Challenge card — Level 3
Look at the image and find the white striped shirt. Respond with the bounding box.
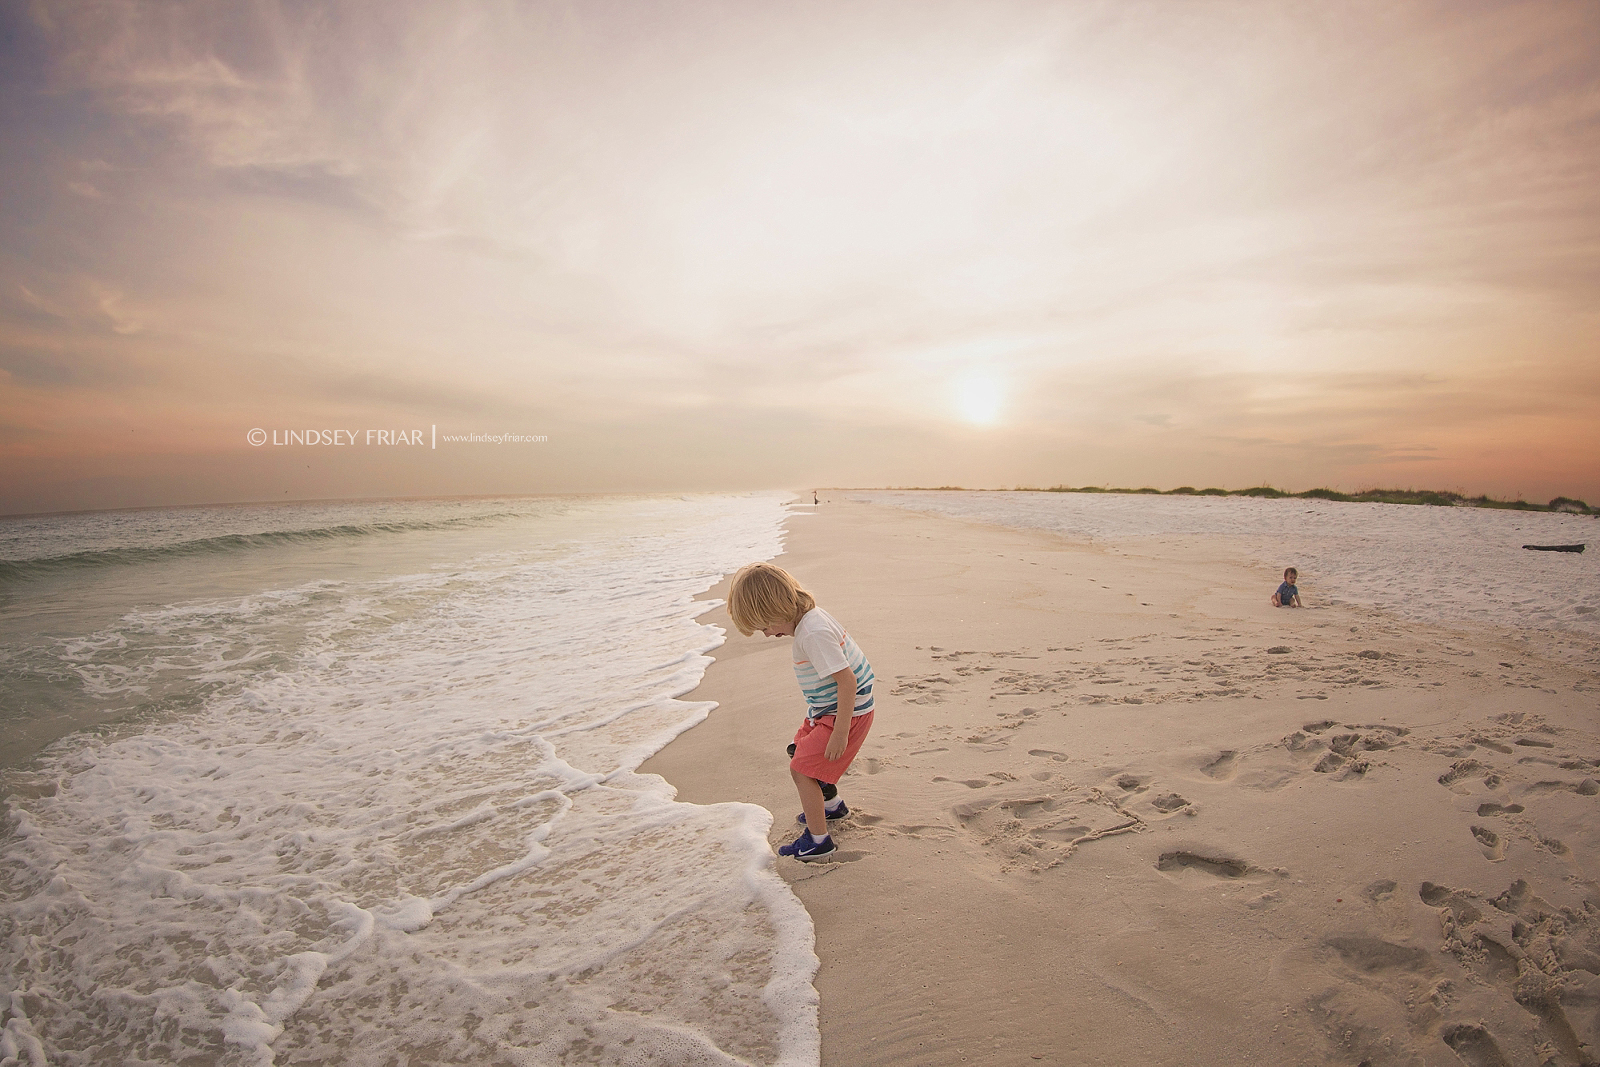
[791,607,875,720]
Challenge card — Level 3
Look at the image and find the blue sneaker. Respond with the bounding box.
[777,830,837,862]
[795,801,850,826]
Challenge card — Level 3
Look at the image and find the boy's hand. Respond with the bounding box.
[824,727,849,762]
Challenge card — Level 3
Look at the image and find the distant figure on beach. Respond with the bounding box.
[813,490,819,505]
[1272,567,1303,608]
[728,562,876,862]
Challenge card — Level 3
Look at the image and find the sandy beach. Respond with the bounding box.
[642,498,1600,1067]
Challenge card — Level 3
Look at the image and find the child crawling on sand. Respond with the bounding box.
[727,563,875,862]
[1272,567,1303,607]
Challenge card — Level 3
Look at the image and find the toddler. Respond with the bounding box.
[727,563,875,862]
[1272,567,1303,607]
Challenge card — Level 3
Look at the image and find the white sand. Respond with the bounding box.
[643,497,1600,1067]
[858,490,1600,662]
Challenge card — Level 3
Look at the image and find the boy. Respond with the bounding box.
[727,562,875,862]
[1272,567,1303,607]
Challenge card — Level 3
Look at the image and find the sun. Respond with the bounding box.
[954,373,1003,426]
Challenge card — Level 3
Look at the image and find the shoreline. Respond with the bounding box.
[643,499,1600,1066]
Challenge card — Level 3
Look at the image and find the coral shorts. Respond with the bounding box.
[789,711,874,785]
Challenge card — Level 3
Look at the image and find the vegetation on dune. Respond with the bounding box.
[875,484,1595,515]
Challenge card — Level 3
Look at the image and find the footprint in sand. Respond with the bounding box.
[1440,1023,1512,1067]
[1475,802,1524,816]
[953,789,1144,871]
[1277,726,1401,784]
[1200,750,1237,779]
[1470,824,1506,861]
[964,732,1006,746]
[1419,881,1484,921]
[1363,879,1397,903]
[933,776,991,789]
[1154,851,1260,880]
[1437,759,1502,789]
[891,675,957,704]
[1312,751,1370,779]
[1417,882,1519,984]
[1322,934,1435,974]
[1523,778,1590,795]
[1428,879,1596,1063]
[1530,828,1570,855]
[1347,875,1600,1066]
[1028,749,1070,762]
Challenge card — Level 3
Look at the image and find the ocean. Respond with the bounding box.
[0,494,818,1067]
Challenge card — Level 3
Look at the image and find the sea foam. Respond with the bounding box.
[1,494,817,1066]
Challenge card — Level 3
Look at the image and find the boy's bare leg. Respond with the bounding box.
[792,768,829,838]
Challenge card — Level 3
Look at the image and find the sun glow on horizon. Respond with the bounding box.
[954,373,1004,427]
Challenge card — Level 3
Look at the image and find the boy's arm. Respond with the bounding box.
[824,667,856,761]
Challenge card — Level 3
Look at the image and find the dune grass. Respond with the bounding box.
[875,485,1595,515]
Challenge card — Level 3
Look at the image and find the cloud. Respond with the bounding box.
[1,0,1596,511]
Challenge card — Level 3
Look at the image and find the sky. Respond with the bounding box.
[2,0,1597,515]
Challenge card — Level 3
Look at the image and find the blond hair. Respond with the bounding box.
[727,563,816,636]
